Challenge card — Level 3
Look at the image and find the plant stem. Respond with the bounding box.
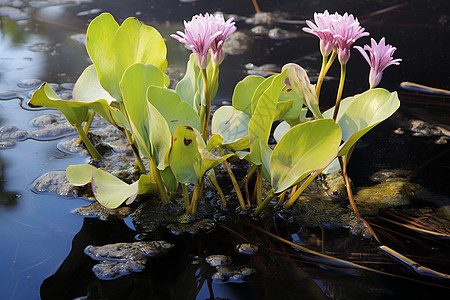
[277,190,286,206]
[200,68,211,142]
[285,169,322,209]
[182,183,190,213]
[315,55,328,103]
[149,157,169,204]
[207,174,226,208]
[74,124,102,159]
[332,63,347,121]
[189,177,204,215]
[256,165,263,206]
[338,156,380,243]
[243,164,258,207]
[123,129,147,172]
[76,109,95,145]
[218,149,247,210]
[251,0,261,13]
[253,189,275,217]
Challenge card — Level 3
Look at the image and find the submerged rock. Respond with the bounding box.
[206,254,231,267]
[85,241,174,280]
[31,170,75,196]
[236,243,259,255]
[355,180,421,209]
[222,32,251,55]
[167,218,216,235]
[72,201,133,220]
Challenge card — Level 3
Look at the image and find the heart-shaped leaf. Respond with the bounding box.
[270,119,342,193]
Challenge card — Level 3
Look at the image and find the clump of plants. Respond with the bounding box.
[28,11,401,237]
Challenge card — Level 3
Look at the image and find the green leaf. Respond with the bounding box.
[282,63,323,119]
[211,106,250,151]
[147,86,200,134]
[66,164,97,186]
[121,63,166,158]
[273,121,291,143]
[28,83,89,126]
[248,70,287,165]
[168,126,233,185]
[175,54,201,111]
[86,13,167,100]
[92,168,139,209]
[232,75,265,115]
[323,88,400,156]
[270,119,342,193]
[72,64,127,127]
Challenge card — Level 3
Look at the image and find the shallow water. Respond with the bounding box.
[0,0,449,299]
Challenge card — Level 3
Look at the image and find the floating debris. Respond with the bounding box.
[85,241,174,280]
[0,140,16,149]
[31,170,75,196]
[409,119,450,144]
[400,81,450,96]
[76,8,102,17]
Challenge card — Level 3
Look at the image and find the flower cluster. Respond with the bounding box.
[303,10,400,87]
[171,13,236,69]
[303,10,369,64]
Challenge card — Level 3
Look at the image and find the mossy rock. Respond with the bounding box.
[355,180,421,208]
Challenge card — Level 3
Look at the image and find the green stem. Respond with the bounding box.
[284,169,323,209]
[207,174,226,208]
[332,63,347,121]
[182,183,190,213]
[76,109,95,145]
[200,68,211,142]
[253,189,275,217]
[123,129,147,172]
[149,157,169,204]
[315,54,329,104]
[189,177,204,216]
[218,149,247,210]
[338,156,380,243]
[74,124,102,159]
[256,165,263,206]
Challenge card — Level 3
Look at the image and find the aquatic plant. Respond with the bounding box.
[29,11,401,230]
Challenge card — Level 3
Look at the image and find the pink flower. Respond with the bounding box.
[171,13,236,68]
[332,13,369,64]
[354,38,402,88]
[171,13,222,69]
[303,10,338,56]
[208,14,236,65]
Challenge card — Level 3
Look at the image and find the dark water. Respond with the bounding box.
[0,0,449,299]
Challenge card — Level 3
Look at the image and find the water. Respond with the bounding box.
[0,0,449,299]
